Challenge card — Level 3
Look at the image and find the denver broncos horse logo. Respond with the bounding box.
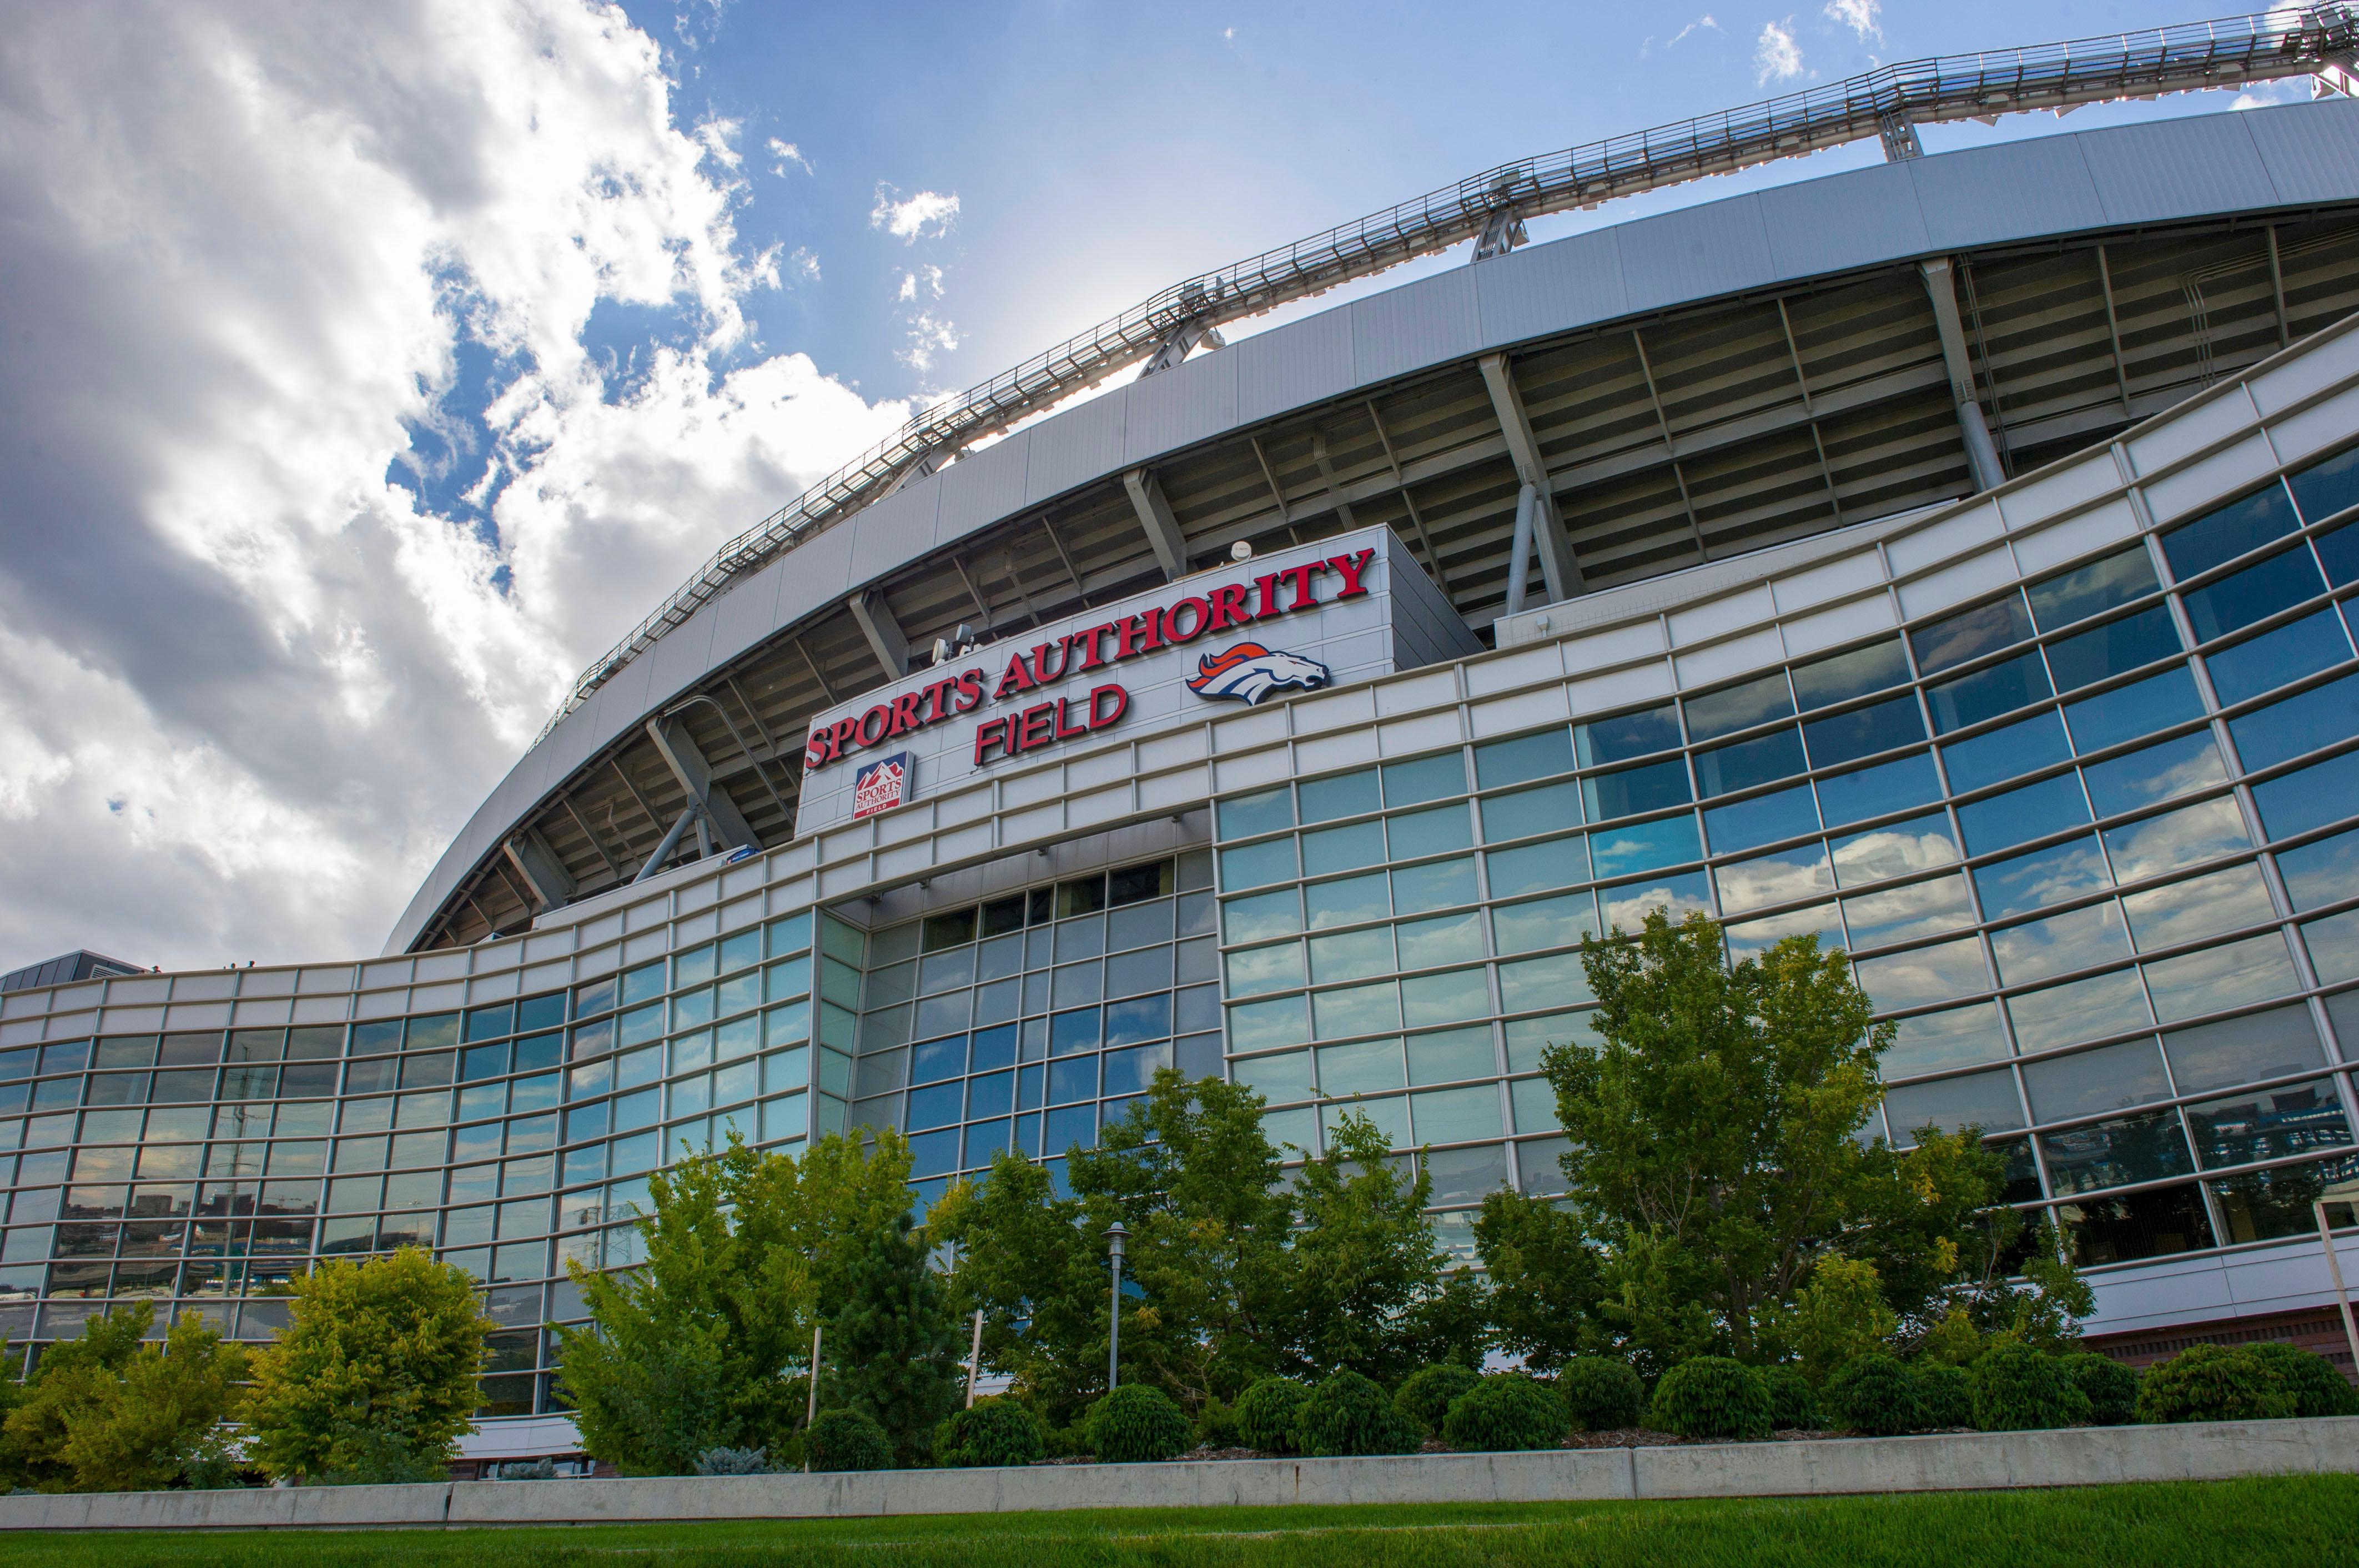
[1185,643,1333,706]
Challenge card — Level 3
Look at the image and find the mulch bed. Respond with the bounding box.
[1034,1428,1902,1464]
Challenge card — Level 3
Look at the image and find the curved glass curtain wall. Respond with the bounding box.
[0,912,821,1413]
[1211,439,2359,1272]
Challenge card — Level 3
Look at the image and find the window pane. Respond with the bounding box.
[1815,752,1943,829]
[2062,665,2205,755]
[1235,1050,1314,1104]
[1724,903,1843,962]
[2287,443,2359,526]
[2060,1183,2215,1263]
[1312,982,1400,1041]
[1943,710,2072,795]
[2160,484,2298,580]
[1716,843,1834,916]
[1218,787,1292,838]
[1913,594,2033,677]
[1317,1038,1404,1095]
[1405,966,1494,1026]
[1830,812,1959,887]
[1842,873,1974,949]
[2044,605,2182,692]
[1382,753,1466,807]
[1927,651,2053,735]
[1589,815,1702,880]
[1802,695,1926,770]
[1309,927,1394,986]
[1411,1085,1502,1145]
[1301,820,1385,877]
[2040,1109,2193,1195]
[1297,770,1379,825]
[1992,901,2131,988]
[2186,1081,2351,1167]
[1491,893,1598,956]
[1219,838,1296,889]
[1397,912,1486,968]
[2321,521,2359,587]
[2081,731,2226,820]
[2161,1004,2325,1094]
[1496,952,1591,1014]
[2228,671,2359,771]
[2007,969,2152,1054]
[1480,781,1583,844]
[1387,804,1473,860]
[2143,932,2300,1023]
[1883,1002,2009,1076]
[1956,773,2089,857]
[1390,857,1476,916]
[1884,1067,2024,1140]
[1305,872,1390,930]
[1792,637,1910,710]
[1474,730,1573,790]
[1702,783,1819,855]
[1576,704,1681,767]
[2119,863,2275,952]
[1692,727,1806,798]
[2274,824,2359,911]
[1582,758,1691,821]
[1974,835,2110,921]
[1684,672,1793,742]
[2205,609,2351,707]
[1225,942,1304,998]
[2182,546,2327,644]
[2305,908,2359,982]
[2210,1153,2359,1244]
[2021,1039,2171,1123]
[1406,1027,1495,1086]
[1854,937,1985,1011]
[1221,887,1302,943]
[1597,872,1711,933]
[1485,834,1588,899]
[2028,545,2161,631]
[2099,795,2250,883]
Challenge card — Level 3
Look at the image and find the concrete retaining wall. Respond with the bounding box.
[5,1418,2355,1531]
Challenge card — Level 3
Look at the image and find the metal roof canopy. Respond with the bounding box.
[535,8,2359,745]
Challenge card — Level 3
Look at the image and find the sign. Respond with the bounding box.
[801,545,1376,775]
[851,752,912,819]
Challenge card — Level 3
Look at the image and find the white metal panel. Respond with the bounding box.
[2269,381,2359,465]
[2124,389,2251,479]
[1908,134,2104,249]
[1566,660,1674,716]
[1667,584,1774,647]
[1472,226,1627,351]
[1757,160,1932,282]
[1895,546,2016,619]
[1213,747,1293,791]
[1292,684,1377,736]
[1463,641,1563,698]
[1560,620,1666,677]
[1120,345,1239,467]
[2249,326,2359,414]
[1470,685,1570,737]
[1674,626,1784,689]
[1020,385,1129,508]
[843,484,940,588]
[1998,455,2118,531]
[2140,434,2275,527]
[638,602,721,717]
[2008,496,2140,576]
[1616,195,1775,317]
[1772,549,1882,614]
[1377,709,1463,756]
[2239,97,2359,206]
[1349,267,1481,388]
[1886,501,2001,577]
[930,429,1031,550]
[2077,114,2278,228]
[1376,667,1458,718]
[764,518,858,633]
[1232,306,1357,428]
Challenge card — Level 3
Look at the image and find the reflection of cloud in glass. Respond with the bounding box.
[1844,873,1976,949]
[1832,815,1959,887]
[1974,836,2110,920]
[2101,796,2250,883]
[1726,902,1843,960]
[2144,932,2300,1022]
[2302,907,2359,985]
[2006,968,2152,1053]
[1600,872,1711,932]
[1714,845,1833,914]
[1991,900,2131,986]
[2120,863,2274,952]
[2083,731,2226,816]
[1855,936,1986,1009]
[2277,825,2359,913]
[1882,1001,2009,1076]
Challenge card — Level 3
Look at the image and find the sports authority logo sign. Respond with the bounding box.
[851,752,912,819]
[803,545,1376,776]
[1184,644,1332,706]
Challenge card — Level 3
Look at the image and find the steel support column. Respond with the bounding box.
[1478,353,1580,602]
[1120,468,1190,581]
[1919,258,2008,492]
[643,717,759,852]
[501,829,576,911]
[847,590,910,680]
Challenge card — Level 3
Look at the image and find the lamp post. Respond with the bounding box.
[2315,1178,2359,1377]
[1103,1222,1129,1390]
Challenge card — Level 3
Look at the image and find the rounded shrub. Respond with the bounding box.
[1234,1377,1309,1454]
[1648,1357,1773,1441]
[2244,1343,2359,1418]
[1194,1395,1242,1448]
[1440,1374,1569,1452]
[805,1409,891,1471]
[1295,1369,1422,1457]
[693,1445,771,1476]
[1824,1354,1921,1435]
[1912,1361,1974,1430]
[1970,1342,2092,1432]
[1760,1365,1824,1431]
[1558,1357,1646,1432]
[1088,1384,1193,1463]
[2135,1345,2295,1424]
[2057,1353,2141,1426]
[932,1399,1044,1468]
[1394,1364,1482,1436]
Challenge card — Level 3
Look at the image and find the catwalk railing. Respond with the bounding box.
[536,8,2359,743]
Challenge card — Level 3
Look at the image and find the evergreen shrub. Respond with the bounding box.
[1912,1361,1974,1430]
[2244,1343,2359,1418]
[2056,1353,2140,1426]
[1648,1357,1773,1441]
[1824,1354,1920,1435]
[1234,1378,1308,1454]
[1761,1365,1824,1431]
[1087,1385,1192,1463]
[1294,1369,1421,1457]
[1971,1342,2091,1432]
[1439,1374,1568,1452]
[804,1410,891,1471]
[1194,1396,1240,1448]
[1557,1357,1646,1431]
[1393,1364,1481,1436]
[931,1400,1044,1468]
[2135,1345,2295,1424]
[692,1446,771,1476]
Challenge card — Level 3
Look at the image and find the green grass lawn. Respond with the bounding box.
[2,1475,2355,1568]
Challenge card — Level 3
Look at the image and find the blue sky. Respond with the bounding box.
[0,0,2322,970]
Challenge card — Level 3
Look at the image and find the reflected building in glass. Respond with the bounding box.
[10,101,2359,1458]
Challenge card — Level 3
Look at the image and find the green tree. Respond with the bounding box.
[1471,1187,1603,1371]
[1773,1255,1898,1384]
[557,1130,914,1472]
[1286,1110,1454,1384]
[826,1210,963,1463]
[0,1304,245,1492]
[243,1248,489,1484]
[932,1150,1108,1426]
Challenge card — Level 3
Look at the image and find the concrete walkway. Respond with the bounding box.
[3,1417,2353,1531]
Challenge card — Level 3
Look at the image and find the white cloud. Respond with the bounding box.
[1669,15,1719,46]
[1756,18,1804,86]
[870,184,960,243]
[0,2,911,969]
[896,313,960,373]
[766,137,811,176]
[1821,0,1880,44]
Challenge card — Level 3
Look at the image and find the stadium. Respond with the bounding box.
[7,13,2359,1463]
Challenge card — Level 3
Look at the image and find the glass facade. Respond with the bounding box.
[1210,440,2359,1274]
